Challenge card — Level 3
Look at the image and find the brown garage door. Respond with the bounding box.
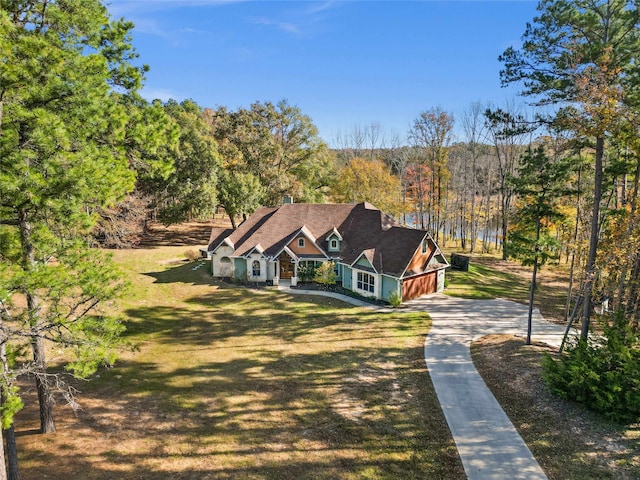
[402,271,437,301]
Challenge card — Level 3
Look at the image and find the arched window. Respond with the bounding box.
[252,260,261,277]
[220,256,231,264]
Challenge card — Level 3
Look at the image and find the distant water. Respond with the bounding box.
[405,213,501,244]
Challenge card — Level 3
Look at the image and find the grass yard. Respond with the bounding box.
[444,252,569,321]
[15,242,464,479]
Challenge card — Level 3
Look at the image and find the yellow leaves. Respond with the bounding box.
[330,157,405,217]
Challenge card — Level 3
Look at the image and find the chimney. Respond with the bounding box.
[283,194,294,204]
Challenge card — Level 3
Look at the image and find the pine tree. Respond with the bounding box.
[507,145,573,343]
[0,1,145,464]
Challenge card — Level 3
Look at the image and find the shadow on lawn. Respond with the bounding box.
[142,259,216,286]
[17,259,463,479]
[123,287,418,347]
[18,344,463,479]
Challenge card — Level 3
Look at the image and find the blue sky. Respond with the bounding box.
[107,1,539,145]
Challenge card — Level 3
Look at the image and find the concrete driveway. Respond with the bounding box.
[405,293,567,480]
[283,286,570,478]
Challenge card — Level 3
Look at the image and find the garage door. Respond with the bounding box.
[402,271,437,301]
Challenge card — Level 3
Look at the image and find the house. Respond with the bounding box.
[205,201,448,303]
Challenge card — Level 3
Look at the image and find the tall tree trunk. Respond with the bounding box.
[581,136,604,341]
[527,218,542,345]
[4,425,19,480]
[483,192,491,253]
[0,426,6,480]
[615,158,640,310]
[228,214,237,230]
[32,337,55,434]
[627,253,640,324]
[564,163,582,322]
[527,258,539,346]
[470,155,477,253]
[18,210,56,434]
[501,193,508,260]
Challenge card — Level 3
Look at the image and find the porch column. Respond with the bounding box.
[291,261,298,286]
[272,260,280,285]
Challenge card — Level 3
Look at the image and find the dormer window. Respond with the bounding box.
[298,238,305,248]
[327,228,343,253]
[422,240,428,254]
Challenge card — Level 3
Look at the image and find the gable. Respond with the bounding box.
[351,250,378,273]
[288,233,323,256]
[403,235,448,277]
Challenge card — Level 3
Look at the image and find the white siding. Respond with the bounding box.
[351,269,381,299]
[247,254,267,282]
[212,246,235,278]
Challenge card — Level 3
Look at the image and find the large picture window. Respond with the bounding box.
[252,260,261,277]
[357,272,375,293]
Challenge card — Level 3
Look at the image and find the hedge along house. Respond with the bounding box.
[205,201,448,303]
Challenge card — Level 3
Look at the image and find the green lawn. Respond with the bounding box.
[445,262,530,300]
[443,253,569,321]
[16,246,463,479]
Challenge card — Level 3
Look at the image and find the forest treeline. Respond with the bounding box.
[1,0,640,477]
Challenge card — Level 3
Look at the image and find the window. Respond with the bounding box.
[330,239,338,250]
[357,272,375,293]
[422,240,428,254]
[298,238,305,248]
[220,256,231,264]
[252,260,261,277]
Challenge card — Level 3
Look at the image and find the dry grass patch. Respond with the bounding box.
[472,335,640,480]
[15,244,463,479]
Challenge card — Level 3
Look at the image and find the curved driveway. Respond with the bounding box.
[283,286,568,478]
[406,293,567,480]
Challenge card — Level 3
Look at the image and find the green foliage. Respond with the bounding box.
[209,99,329,206]
[506,145,572,267]
[218,170,264,227]
[0,385,24,430]
[499,0,640,109]
[297,263,317,283]
[314,261,337,288]
[388,290,402,308]
[65,314,127,378]
[0,0,144,437]
[543,311,640,423]
[154,99,221,223]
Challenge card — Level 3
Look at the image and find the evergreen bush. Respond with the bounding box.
[542,310,640,424]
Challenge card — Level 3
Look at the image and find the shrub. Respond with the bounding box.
[542,310,640,424]
[297,263,317,283]
[184,249,200,262]
[388,291,402,307]
[314,261,337,289]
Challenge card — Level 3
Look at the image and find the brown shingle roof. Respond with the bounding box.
[207,202,445,279]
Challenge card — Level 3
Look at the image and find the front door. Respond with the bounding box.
[279,252,294,279]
